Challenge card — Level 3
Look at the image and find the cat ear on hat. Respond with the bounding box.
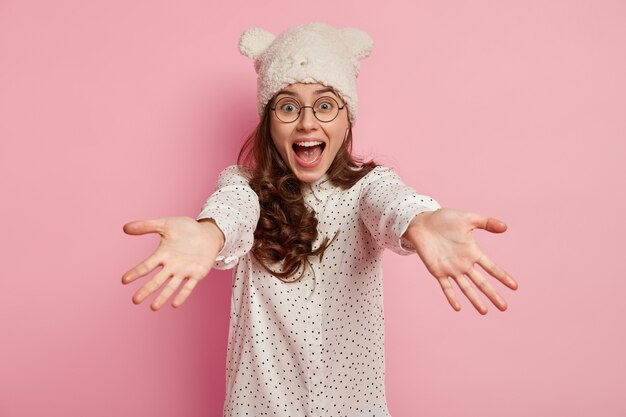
[239,27,275,59]
[340,27,374,60]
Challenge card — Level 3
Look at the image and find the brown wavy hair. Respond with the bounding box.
[237,100,378,283]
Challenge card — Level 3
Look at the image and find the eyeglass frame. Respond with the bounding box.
[269,95,347,123]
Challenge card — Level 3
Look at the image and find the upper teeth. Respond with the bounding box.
[295,141,323,147]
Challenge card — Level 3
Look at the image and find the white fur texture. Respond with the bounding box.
[239,28,275,59]
[238,22,374,124]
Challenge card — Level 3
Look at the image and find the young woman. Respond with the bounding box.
[122,22,518,417]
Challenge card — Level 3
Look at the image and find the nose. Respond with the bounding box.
[296,106,318,131]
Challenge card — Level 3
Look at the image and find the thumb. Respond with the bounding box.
[469,213,508,233]
[123,219,166,236]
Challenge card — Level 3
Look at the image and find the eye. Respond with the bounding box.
[316,98,336,112]
[281,103,297,113]
[276,98,299,113]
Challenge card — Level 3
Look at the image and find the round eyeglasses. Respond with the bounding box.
[270,96,346,123]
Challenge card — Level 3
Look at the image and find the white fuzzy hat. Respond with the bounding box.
[239,22,373,125]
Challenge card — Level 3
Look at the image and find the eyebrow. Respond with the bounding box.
[275,87,339,98]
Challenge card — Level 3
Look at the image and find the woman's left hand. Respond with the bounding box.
[403,208,518,314]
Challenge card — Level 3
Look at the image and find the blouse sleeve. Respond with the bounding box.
[196,165,260,270]
[358,166,442,256]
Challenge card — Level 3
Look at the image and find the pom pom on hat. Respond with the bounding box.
[339,27,374,61]
[239,22,373,124]
[239,28,275,59]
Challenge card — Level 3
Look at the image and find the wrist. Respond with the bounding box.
[197,218,225,252]
[406,210,435,231]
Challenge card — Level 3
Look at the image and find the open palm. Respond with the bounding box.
[121,216,224,311]
[405,208,518,314]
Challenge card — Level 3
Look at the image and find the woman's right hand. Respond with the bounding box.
[121,216,225,311]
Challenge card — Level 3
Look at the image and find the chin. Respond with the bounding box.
[292,165,327,183]
[295,172,322,183]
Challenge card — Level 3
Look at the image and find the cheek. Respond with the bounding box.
[327,133,345,157]
[332,124,349,146]
[269,127,290,161]
[331,140,344,157]
[270,124,289,148]
[331,124,350,156]
[270,137,286,160]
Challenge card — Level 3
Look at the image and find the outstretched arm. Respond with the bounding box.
[403,208,518,314]
[122,165,260,311]
[121,216,225,311]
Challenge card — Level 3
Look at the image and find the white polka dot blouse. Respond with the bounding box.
[196,164,441,417]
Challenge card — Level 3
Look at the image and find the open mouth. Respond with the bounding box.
[292,141,326,164]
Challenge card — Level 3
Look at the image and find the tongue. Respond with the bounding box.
[294,144,322,162]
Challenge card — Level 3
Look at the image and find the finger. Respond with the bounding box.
[151,275,185,311]
[465,268,507,311]
[436,276,462,312]
[122,252,162,284]
[132,268,172,305]
[451,274,488,315]
[172,276,202,308]
[468,212,507,233]
[477,254,518,290]
[123,218,167,236]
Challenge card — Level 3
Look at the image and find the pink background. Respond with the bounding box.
[1,0,625,416]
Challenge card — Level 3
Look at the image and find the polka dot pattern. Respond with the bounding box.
[197,165,441,417]
[197,165,260,270]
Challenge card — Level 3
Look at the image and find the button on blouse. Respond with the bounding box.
[197,164,441,417]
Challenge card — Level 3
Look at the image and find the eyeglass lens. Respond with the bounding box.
[273,96,341,123]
